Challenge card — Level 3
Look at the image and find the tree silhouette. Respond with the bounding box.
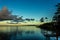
[45,17,48,19]
[30,18,35,21]
[45,17,48,22]
[40,17,44,22]
[53,3,60,40]
[53,3,60,23]
[25,18,30,21]
[37,3,60,40]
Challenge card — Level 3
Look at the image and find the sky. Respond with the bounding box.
[0,0,60,21]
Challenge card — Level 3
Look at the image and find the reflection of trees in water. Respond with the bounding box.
[0,26,45,40]
[25,31,35,34]
[9,26,36,40]
[0,32,11,40]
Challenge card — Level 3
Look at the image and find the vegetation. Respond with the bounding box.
[37,3,60,40]
[40,17,44,22]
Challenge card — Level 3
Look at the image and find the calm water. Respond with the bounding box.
[10,26,45,40]
[0,26,58,40]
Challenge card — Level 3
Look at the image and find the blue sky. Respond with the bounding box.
[0,0,60,20]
